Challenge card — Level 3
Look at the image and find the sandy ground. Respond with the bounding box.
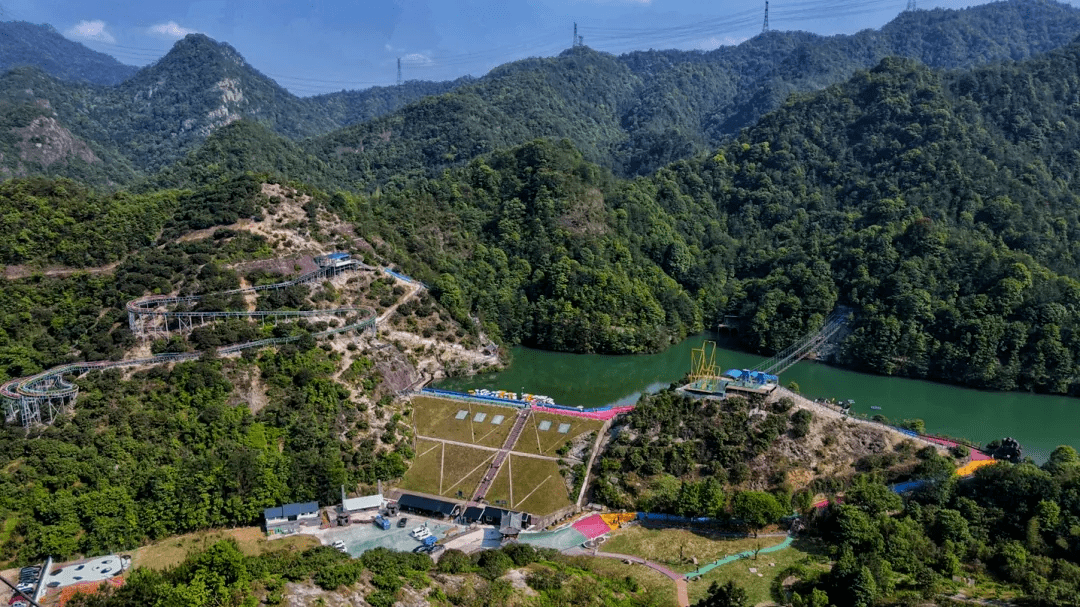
[3,261,119,280]
[770,387,946,453]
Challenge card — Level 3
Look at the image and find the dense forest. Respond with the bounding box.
[319,36,1080,395]
[316,0,1080,184]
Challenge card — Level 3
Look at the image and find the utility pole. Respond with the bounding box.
[763,1,770,34]
[397,57,402,86]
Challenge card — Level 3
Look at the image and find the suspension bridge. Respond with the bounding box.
[3,253,383,431]
[683,311,848,397]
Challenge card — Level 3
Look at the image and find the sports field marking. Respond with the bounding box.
[531,418,544,452]
[443,451,496,495]
[507,452,514,507]
[514,474,554,510]
[475,423,502,444]
[439,442,445,494]
[418,441,441,458]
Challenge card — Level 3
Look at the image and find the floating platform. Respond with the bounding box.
[725,382,778,396]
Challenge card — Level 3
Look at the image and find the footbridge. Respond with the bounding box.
[683,311,847,396]
[4,254,380,431]
[753,311,847,376]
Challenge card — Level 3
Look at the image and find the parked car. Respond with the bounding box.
[397,517,408,528]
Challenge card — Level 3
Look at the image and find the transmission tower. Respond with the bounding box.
[763,1,770,33]
[397,57,402,86]
[906,0,916,11]
[573,22,579,47]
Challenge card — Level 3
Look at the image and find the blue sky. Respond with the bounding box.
[0,0,1066,96]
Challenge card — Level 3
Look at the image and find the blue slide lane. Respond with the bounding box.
[685,535,795,579]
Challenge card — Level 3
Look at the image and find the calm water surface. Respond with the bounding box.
[438,335,1080,462]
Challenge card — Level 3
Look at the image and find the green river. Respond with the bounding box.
[437,335,1080,462]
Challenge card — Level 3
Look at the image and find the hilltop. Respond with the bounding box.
[0,21,137,85]
[4,0,1080,183]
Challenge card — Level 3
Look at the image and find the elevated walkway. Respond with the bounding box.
[4,255,377,431]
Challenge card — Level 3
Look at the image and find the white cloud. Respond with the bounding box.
[694,35,748,51]
[401,52,433,65]
[65,20,116,44]
[149,21,198,39]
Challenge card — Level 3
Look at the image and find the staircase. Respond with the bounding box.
[471,408,531,503]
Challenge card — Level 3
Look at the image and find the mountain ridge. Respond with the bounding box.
[0,20,137,85]
[3,0,1080,183]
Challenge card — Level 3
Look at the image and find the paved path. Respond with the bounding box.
[565,548,691,607]
[472,408,531,501]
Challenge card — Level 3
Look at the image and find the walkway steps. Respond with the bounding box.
[471,408,531,502]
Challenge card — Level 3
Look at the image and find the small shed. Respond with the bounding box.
[264,501,320,534]
[339,493,385,525]
[500,511,529,538]
[398,493,461,519]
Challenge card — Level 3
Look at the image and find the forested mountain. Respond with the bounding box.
[309,31,1080,396]
[314,0,1080,183]
[0,35,465,178]
[4,0,1080,185]
[0,21,137,85]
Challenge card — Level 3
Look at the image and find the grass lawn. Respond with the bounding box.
[604,526,789,574]
[483,455,514,510]
[514,412,604,457]
[506,454,572,515]
[410,396,516,448]
[553,555,680,607]
[130,527,319,571]
[686,538,827,605]
[399,438,445,496]
[438,443,496,499]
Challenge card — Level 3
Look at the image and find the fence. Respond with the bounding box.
[418,388,528,409]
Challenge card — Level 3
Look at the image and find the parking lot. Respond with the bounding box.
[322,515,461,556]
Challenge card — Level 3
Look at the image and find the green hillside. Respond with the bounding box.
[0,21,137,85]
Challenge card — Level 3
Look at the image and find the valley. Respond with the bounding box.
[2,1,1080,606]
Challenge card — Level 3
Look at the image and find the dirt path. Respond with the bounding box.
[378,273,422,325]
[564,548,690,607]
[771,387,947,453]
[4,260,119,280]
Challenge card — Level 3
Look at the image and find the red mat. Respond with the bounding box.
[572,514,614,539]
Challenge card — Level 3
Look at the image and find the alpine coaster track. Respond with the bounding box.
[3,254,380,431]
